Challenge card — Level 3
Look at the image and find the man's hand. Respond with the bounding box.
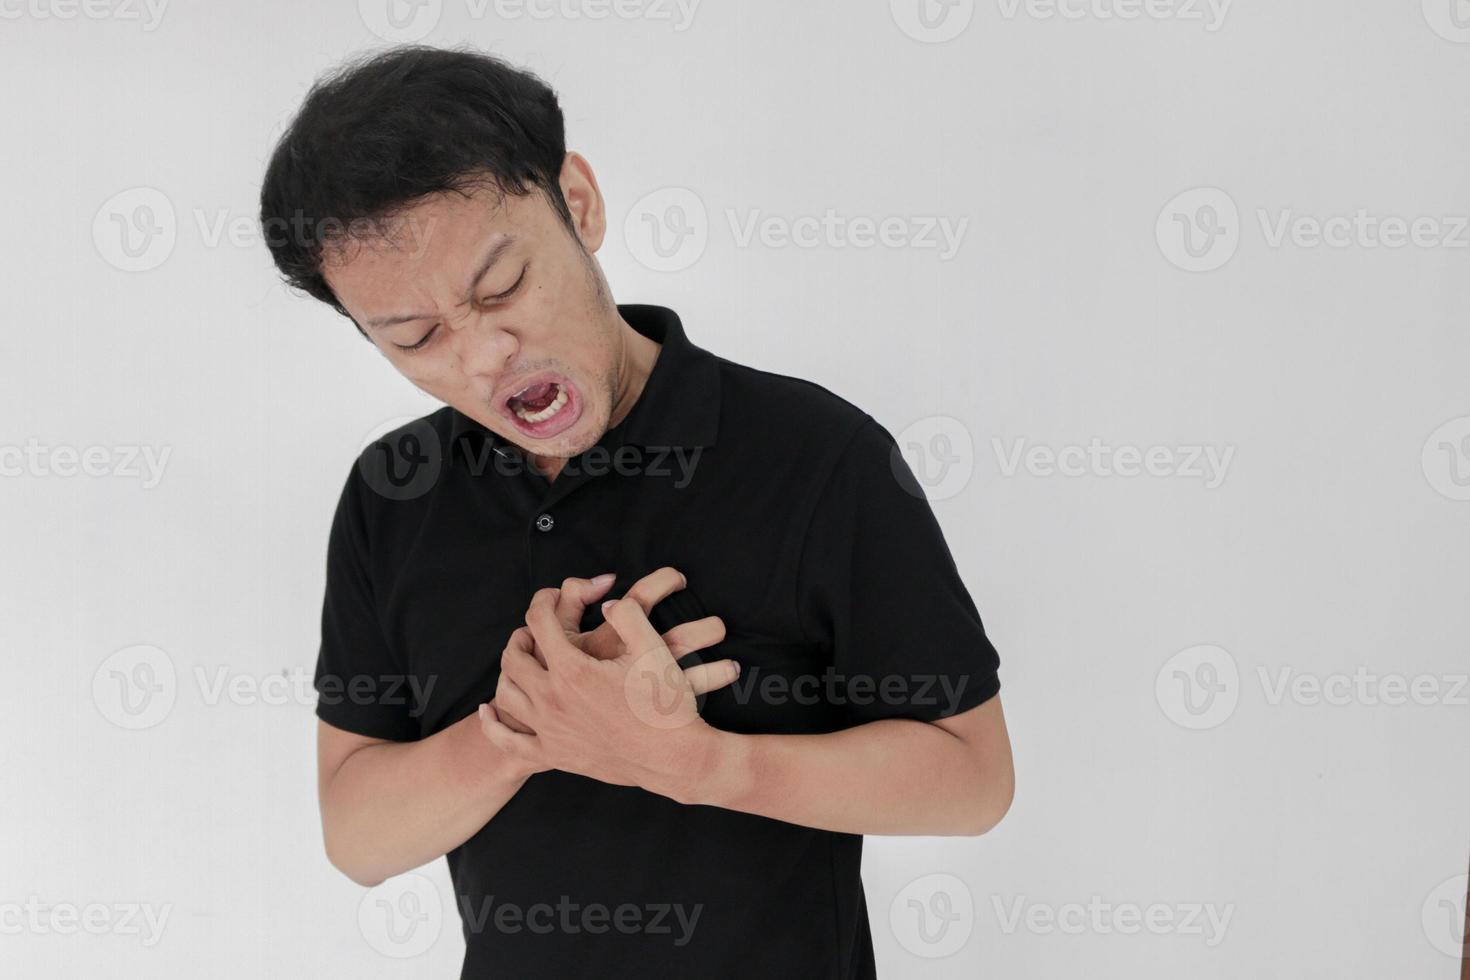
[493,568,736,737]
[479,587,727,799]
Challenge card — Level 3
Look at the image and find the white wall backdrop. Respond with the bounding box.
[2,1,1467,977]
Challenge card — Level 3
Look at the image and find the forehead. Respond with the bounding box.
[322,183,544,314]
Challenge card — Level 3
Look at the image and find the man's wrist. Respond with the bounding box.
[461,702,541,790]
[652,724,754,808]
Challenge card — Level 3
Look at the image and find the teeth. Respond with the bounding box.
[512,384,568,424]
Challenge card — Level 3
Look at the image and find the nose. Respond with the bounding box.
[451,316,518,380]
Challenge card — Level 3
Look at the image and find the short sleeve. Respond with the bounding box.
[313,463,420,741]
[796,415,1001,725]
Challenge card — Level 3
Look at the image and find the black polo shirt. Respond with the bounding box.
[315,304,1002,979]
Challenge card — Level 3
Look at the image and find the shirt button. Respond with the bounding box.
[534,513,555,533]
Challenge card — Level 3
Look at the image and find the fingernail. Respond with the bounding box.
[601,599,615,614]
[592,572,616,586]
[733,662,741,677]
[477,703,491,721]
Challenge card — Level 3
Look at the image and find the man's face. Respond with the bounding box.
[321,161,622,459]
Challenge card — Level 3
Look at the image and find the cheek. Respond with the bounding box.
[385,349,460,391]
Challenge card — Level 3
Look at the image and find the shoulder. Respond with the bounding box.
[703,352,935,507]
[710,354,883,463]
[354,406,459,465]
[339,405,459,519]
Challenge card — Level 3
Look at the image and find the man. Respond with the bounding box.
[260,44,1013,979]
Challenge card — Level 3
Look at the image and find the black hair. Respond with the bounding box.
[258,45,574,322]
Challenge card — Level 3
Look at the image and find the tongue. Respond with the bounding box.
[512,382,558,412]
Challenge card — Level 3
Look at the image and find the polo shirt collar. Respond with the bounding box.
[449,303,720,465]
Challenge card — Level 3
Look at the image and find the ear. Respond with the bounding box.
[558,151,607,253]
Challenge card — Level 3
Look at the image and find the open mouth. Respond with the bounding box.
[502,376,581,439]
[508,382,567,424]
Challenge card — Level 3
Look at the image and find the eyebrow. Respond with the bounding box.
[363,235,518,329]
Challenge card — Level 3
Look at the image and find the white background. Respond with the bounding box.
[3,1,1468,977]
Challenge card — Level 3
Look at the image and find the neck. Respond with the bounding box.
[608,317,661,430]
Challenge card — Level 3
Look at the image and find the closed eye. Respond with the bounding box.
[392,263,528,353]
[484,263,528,304]
[394,325,438,352]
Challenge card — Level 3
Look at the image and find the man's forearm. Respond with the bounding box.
[662,714,1013,837]
[476,595,1014,838]
[320,705,536,887]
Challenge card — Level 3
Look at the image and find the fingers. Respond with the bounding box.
[682,658,741,696]
[497,627,547,728]
[525,588,588,670]
[582,567,688,657]
[493,699,536,735]
[517,628,546,667]
[477,702,538,756]
[661,615,726,657]
[618,566,687,616]
[601,596,668,661]
[500,634,547,692]
[504,625,545,670]
[494,669,536,720]
[552,573,617,632]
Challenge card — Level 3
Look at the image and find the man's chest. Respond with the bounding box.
[372,465,842,737]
